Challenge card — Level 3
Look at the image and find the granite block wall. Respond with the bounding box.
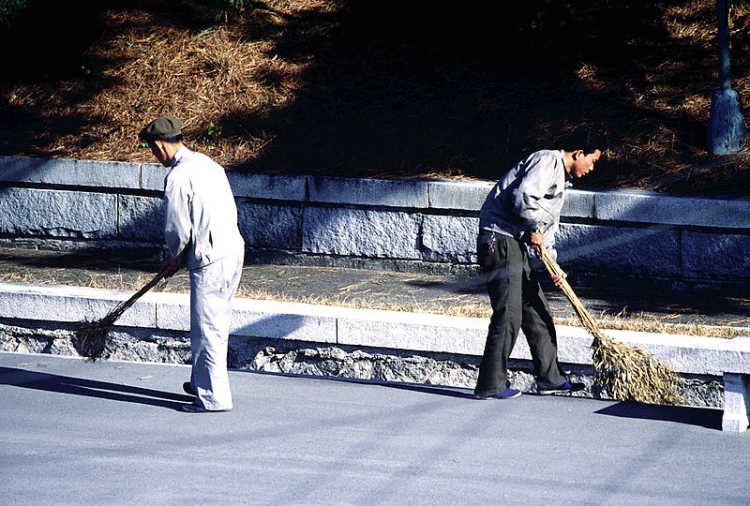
[1,155,749,288]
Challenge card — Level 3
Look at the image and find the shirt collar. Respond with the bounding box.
[560,149,574,184]
[171,146,190,168]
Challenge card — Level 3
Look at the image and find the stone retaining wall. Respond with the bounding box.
[0,282,733,408]
[2,155,750,289]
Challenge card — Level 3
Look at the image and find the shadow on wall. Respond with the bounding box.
[231,312,312,341]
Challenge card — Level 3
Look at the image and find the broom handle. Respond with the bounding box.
[535,244,601,335]
[106,266,170,321]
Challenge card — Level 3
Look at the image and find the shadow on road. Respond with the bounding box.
[0,367,193,410]
[379,382,476,400]
[595,401,723,431]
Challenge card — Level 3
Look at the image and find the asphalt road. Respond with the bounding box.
[1,352,749,505]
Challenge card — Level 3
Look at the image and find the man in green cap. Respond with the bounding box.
[140,115,245,413]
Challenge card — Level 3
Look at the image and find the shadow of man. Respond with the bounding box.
[0,366,194,411]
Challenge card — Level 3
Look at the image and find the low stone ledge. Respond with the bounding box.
[227,172,308,202]
[2,154,750,289]
[0,156,142,189]
[308,176,430,208]
[139,162,168,191]
[0,188,117,239]
[0,320,724,411]
[426,180,493,211]
[1,282,747,381]
[301,207,422,259]
[595,190,750,229]
[0,282,156,328]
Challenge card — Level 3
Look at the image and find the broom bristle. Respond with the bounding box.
[539,247,683,405]
[74,317,115,360]
[73,270,168,361]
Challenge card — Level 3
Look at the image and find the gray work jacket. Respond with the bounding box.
[163,147,244,271]
[479,149,569,261]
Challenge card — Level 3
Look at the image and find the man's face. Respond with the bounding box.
[570,149,601,178]
[148,140,171,167]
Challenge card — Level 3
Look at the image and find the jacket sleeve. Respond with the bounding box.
[163,174,192,260]
[511,155,557,234]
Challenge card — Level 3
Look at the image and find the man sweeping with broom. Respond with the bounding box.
[140,116,245,413]
[473,132,600,400]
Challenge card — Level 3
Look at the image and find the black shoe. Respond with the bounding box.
[537,379,585,395]
[183,382,196,396]
[474,387,522,400]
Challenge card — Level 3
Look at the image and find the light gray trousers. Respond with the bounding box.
[188,251,244,410]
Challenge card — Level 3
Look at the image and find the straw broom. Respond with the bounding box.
[73,268,169,360]
[537,245,683,405]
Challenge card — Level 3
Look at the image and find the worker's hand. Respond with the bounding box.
[550,270,567,289]
[160,257,181,278]
[527,231,544,255]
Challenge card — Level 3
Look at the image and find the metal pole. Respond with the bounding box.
[707,0,746,155]
[717,0,730,91]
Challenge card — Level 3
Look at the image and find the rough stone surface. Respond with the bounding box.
[0,188,117,239]
[227,172,307,201]
[595,190,750,229]
[0,320,724,408]
[427,180,493,210]
[682,230,750,280]
[421,215,478,263]
[308,177,429,208]
[139,162,168,191]
[0,156,140,189]
[338,311,487,355]
[556,222,681,278]
[118,195,164,242]
[237,201,302,249]
[1,154,750,289]
[302,207,421,259]
[722,373,750,432]
[562,190,597,218]
[0,282,156,327]
[231,306,337,343]
[3,282,749,382]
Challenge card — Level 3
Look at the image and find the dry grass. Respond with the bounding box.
[1,270,744,339]
[1,1,749,194]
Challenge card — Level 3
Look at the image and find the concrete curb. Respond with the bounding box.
[1,281,748,377]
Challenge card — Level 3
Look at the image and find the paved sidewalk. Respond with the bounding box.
[0,247,748,329]
[1,352,747,505]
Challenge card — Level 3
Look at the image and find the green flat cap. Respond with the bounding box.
[139,116,183,141]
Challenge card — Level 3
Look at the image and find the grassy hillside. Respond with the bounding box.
[1,0,749,195]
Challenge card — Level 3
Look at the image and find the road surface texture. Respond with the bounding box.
[1,352,748,505]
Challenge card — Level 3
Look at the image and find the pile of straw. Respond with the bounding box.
[539,247,683,405]
[74,270,167,360]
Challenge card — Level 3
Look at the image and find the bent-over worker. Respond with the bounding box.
[140,116,245,413]
[474,132,601,400]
